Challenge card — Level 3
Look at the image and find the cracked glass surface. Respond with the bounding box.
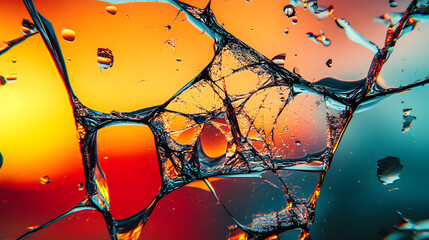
[0,0,428,239]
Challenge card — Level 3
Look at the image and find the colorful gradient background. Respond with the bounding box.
[0,0,428,239]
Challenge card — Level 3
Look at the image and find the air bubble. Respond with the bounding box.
[61,29,76,42]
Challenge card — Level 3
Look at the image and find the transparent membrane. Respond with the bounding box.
[0,0,428,239]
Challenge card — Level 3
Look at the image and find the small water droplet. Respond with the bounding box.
[284,28,289,35]
[5,74,17,82]
[61,29,76,42]
[377,156,403,185]
[27,225,39,230]
[326,59,332,68]
[40,175,51,185]
[78,183,84,190]
[11,58,16,63]
[272,53,286,68]
[165,25,171,31]
[295,140,301,146]
[389,0,398,8]
[402,108,416,133]
[245,0,251,3]
[106,6,117,15]
[165,38,177,49]
[283,5,296,18]
[97,48,114,70]
[67,57,71,61]
[291,16,298,24]
[176,57,182,62]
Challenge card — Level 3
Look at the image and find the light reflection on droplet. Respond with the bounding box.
[61,29,76,42]
[5,74,17,82]
[11,57,16,63]
[292,16,298,24]
[284,28,289,35]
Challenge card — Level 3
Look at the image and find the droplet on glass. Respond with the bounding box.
[78,183,84,190]
[283,5,296,18]
[5,74,17,82]
[272,53,286,68]
[307,30,331,46]
[402,108,416,133]
[67,57,71,61]
[377,156,403,185]
[97,48,114,70]
[106,6,117,15]
[292,16,298,24]
[284,28,289,35]
[389,0,398,8]
[176,57,182,62]
[61,29,76,42]
[326,59,333,68]
[40,175,51,185]
[165,25,171,31]
[11,58,16,63]
[295,140,301,146]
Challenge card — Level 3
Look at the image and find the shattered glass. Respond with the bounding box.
[0,0,428,239]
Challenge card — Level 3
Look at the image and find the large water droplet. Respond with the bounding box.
[283,5,296,18]
[61,29,76,42]
[106,6,117,15]
[272,53,286,68]
[97,48,114,70]
[40,175,51,185]
[377,156,403,185]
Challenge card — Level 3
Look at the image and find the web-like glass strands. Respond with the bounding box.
[1,0,429,239]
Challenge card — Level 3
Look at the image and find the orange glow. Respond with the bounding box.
[117,223,143,240]
[200,122,228,159]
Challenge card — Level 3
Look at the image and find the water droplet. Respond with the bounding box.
[78,183,84,190]
[402,108,416,133]
[307,30,331,46]
[11,58,16,63]
[5,74,17,82]
[106,6,117,15]
[97,48,114,70]
[61,29,76,42]
[40,175,51,185]
[291,16,298,24]
[245,0,251,3]
[272,53,286,68]
[284,28,289,35]
[165,25,171,31]
[377,156,403,185]
[389,0,398,8]
[176,57,182,62]
[326,59,332,68]
[67,57,71,61]
[283,5,296,18]
[295,140,301,146]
